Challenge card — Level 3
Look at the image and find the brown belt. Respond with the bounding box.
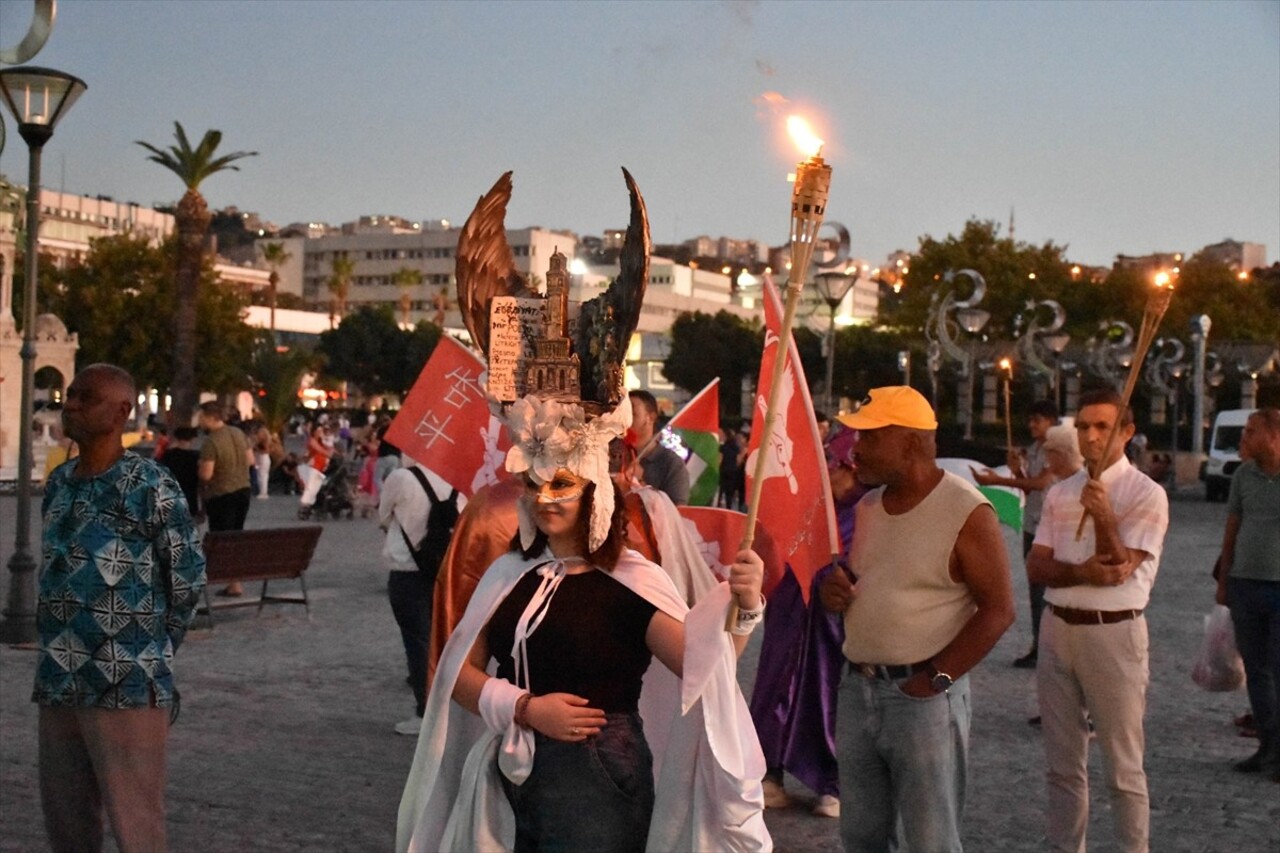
[847,661,929,681]
[1050,604,1143,625]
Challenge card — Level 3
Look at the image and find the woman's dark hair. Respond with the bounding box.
[511,480,629,570]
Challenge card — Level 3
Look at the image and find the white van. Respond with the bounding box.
[1203,409,1255,501]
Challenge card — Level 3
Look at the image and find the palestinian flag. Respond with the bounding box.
[667,379,721,506]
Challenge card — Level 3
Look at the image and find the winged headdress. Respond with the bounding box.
[454,169,651,551]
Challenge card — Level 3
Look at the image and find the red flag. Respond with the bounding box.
[384,336,511,497]
[744,277,840,601]
[676,506,787,597]
[666,379,721,506]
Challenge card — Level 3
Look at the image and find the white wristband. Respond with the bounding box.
[478,677,525,734]
[730,595,766,636]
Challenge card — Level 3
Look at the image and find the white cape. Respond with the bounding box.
[395,548,771,852]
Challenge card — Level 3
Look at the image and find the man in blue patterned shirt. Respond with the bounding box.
[33,363,206,853]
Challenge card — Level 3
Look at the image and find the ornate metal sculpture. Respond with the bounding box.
[1086,319,1134,391]
[1014,299,1067,380]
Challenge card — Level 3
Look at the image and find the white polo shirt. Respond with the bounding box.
[1033,456,1168,611]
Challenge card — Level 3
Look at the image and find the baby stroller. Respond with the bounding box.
[298,454,355,520]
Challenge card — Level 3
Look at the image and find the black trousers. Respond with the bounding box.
[388,570,433,717]
[1024,531,1046,650]
[206,488,250,531]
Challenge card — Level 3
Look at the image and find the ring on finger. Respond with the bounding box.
[571,726,580,736]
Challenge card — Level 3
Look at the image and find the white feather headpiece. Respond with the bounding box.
[499,394,632,553]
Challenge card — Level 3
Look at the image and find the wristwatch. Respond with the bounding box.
[928,664,955,694]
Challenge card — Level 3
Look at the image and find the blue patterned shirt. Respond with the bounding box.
[33,451,207,708]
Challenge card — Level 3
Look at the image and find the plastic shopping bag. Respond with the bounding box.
[1191,604,1245,692]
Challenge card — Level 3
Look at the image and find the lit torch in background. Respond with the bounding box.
[1076,269,1175,543]
[999,357,1014,451]
[730,115,833,627]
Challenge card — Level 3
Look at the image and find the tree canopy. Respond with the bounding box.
[664,310,762,419]
[136,122,257,191]
[317,305,444,398]
[879,218,1280,344]
[35,233,256,400]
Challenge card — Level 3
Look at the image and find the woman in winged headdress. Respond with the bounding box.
[396,171,772,852]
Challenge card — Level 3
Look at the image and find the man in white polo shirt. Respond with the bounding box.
[1028,389,1169,852]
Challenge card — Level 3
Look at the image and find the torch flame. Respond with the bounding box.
[999,357,1012,372]
[1153,271,1172,289]
[787,115,824,159]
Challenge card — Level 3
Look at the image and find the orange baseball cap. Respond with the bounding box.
[836,386,938,431]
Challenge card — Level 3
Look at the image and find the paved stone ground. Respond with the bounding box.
[2,484,1277,852]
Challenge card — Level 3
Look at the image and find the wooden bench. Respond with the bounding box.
[198,526,323,629]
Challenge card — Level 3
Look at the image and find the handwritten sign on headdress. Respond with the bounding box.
[487,296,546,402]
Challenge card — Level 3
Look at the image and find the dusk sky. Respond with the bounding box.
[2,0,1277,268]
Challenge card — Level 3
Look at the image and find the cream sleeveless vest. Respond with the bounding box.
[842,471,989,664]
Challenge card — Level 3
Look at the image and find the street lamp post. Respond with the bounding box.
[1190,314,1211,455]
[1042,332,1071,413]
[812,270,857,415]
[955,306,990,441]
[0,66,87,644]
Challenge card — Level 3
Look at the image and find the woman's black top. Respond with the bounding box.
[487,566,659,713]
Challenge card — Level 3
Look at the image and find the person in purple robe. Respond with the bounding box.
[751,425,864,818]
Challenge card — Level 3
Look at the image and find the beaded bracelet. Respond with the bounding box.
[513,691,533,729]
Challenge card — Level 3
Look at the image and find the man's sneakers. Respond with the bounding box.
[1013,649,1038,669]
[394,716,423,736]
[762,777,792,809]
[1233,743,1279,780]
[812,794,840,818]
[763,777,843,817]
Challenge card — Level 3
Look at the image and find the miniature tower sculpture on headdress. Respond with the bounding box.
[454,168,650,551]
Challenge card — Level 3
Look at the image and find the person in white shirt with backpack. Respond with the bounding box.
[380,460,466,735]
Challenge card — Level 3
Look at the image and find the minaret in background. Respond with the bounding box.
[1009,206,1016,242]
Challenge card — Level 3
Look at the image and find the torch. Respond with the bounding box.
[729,115,832,629]
[1075,270,1175,542]
[999,357,1014,451]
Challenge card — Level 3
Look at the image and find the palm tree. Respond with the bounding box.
[259,241,292,335]
[137,122,256,425]
[327,254,355,328]
[392,266,425,326]
[250,337,313,437]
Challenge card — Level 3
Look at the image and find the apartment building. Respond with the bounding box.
[1200,239,1266,272]
[263,224,576,326]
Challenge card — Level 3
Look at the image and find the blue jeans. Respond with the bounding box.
[500,711,654,853]
[837,670,971,853]
[1228,578,1280,762]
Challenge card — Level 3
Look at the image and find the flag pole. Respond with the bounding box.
[729,133,832,630]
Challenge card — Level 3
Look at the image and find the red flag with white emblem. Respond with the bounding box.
[676,505,787,597]
[384,336,511,497]
[744,277,840,601]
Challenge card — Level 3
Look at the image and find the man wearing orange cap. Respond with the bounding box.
[820,386,1014,852]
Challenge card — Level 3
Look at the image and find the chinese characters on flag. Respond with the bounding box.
[384,336,510,497]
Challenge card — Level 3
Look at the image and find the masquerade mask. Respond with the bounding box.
[525,471,588,505]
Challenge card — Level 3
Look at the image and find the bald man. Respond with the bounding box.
[34,364,206,853]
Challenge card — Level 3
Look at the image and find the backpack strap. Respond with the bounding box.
[405,465,460,506]
[399,468,458,553]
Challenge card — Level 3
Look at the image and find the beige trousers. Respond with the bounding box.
[38,705,169,853]
[1037,612,1150,853]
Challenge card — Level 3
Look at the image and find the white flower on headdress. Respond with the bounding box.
[500,394,632,552]
[504,396,579,482]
